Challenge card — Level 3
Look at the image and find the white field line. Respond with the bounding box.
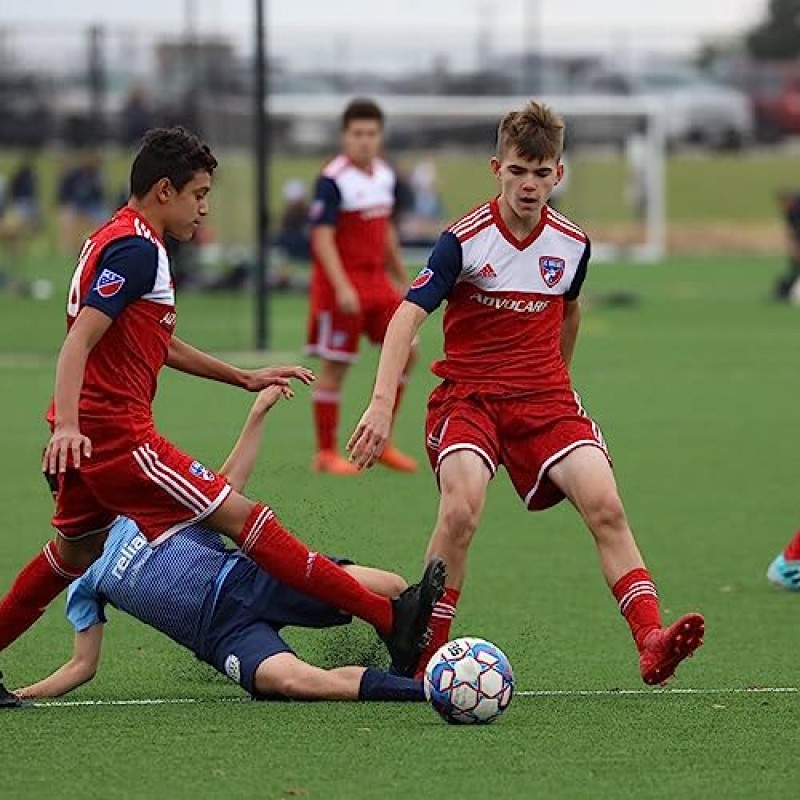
[28,686,798,709]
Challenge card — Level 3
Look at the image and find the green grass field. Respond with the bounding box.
[2,255,800,798]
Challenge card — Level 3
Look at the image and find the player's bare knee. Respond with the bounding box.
[440,503,480,547]
[583,493,628,538]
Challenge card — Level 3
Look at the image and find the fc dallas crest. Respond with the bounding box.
[539,256,565,288]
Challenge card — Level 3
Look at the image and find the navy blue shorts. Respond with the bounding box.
[200,557,353,696]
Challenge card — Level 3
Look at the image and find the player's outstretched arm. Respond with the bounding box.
[561,299,581,367]
[166,336,314,391]
[347,300,428,470]
[217,386,284,492]
[44,307,113,474]
[15,625,104,699]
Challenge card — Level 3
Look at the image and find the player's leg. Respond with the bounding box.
[311,357,359,474]
[412,451,492,677]
[366,292,418,473]
[343,565,407,598]
[548,445,704,685]
[306,307,360,474]
[254,653,424,702]
[0,468,113,655]
[202,493,444,676]
[204,592,424,702]
[767,529,800,590]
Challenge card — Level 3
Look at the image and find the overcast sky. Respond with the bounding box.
[2,0,768,71]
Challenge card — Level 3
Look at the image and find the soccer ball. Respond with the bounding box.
[423,637,514,725]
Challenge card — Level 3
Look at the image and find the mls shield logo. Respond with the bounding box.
[95,268,126,298]
[189,461,215,481]
[539,256,565,288]
[410,267,433,290]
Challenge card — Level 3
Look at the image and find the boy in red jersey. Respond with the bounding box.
[348,102,703,685]
[306,99,417,475]
[0,127,444,708]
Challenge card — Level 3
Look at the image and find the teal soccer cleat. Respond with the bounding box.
[767,554,800,591]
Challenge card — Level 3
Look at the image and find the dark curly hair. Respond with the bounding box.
[129,127,218,198]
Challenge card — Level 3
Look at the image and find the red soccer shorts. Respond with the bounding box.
[425,382,610,511]
[306,276,402,363]
[51,432,232,545]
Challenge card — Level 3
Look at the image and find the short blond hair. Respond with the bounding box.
[496,101,564,162]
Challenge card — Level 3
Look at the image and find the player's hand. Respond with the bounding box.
[335,283,360,315]
[251,385,287,415]
[239,365,315,393]
[43,425,92,474]
[347,401,393,470]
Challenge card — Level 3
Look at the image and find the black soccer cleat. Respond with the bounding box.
[0,671,25,709]
[383,557,447,677]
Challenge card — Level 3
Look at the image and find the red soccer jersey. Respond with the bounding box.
[308,155,395,294]
[47,207,176,437]
[406,200,590,395]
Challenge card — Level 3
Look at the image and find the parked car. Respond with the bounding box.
[580,63,754,150]
[721,59,800,143]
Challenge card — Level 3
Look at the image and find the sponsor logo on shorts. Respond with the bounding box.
[95,268,126,298]
[539,256,565,288]
[410,267,433,290]
[189,461,215,481]
[331,330,348,348]
[112,533,148,579]
[224,654,241,684]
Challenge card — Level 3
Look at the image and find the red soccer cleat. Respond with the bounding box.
[639,613,705,686]
[377,444,418,473]
[311,450,361,476]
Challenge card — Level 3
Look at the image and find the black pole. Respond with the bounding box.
[254,0,270,351]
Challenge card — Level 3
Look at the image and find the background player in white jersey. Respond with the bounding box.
[306,99,417,475]
[348,101,705,685]
[15,387,424,704]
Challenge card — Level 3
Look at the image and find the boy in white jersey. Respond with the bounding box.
[348,101,705,685]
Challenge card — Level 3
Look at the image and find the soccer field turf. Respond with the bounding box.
[1,255,799,798]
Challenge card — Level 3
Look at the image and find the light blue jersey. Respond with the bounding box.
[66,517,244,652]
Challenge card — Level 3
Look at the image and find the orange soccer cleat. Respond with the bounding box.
[639,613,705,686]
[377,444,418,473]
[311,450,361,476]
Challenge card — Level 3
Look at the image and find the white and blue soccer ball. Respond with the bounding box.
[423,637,514,725]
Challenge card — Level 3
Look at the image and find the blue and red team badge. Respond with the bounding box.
[539,256,565,288]
[410,267,434,290]
[189,461,215,481]
[94,269,126,298]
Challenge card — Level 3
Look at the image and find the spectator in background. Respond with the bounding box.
[275,178,311,262]
[396,160,445,247]
[773,190,800,303]
[121,86,152,147]
[57,151,107,256]
[0,154,42,290]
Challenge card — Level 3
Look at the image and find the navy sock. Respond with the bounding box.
[358,667,425,702]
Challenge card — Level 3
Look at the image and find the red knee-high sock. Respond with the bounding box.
[237,503,392,635]
[612,568,662,650]
[414,586,461,678]
[784,530,800,561]
[0,541,84,651]
[313,388,340,452]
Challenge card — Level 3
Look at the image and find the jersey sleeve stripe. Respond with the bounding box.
[322,154,349,178]
[547,208,587,238]
[448,203,491,234]
[455,217,494,243]
[547,219,588,243]
[450,210,492,238]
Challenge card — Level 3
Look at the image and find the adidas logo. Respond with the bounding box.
[477,263,497,279]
